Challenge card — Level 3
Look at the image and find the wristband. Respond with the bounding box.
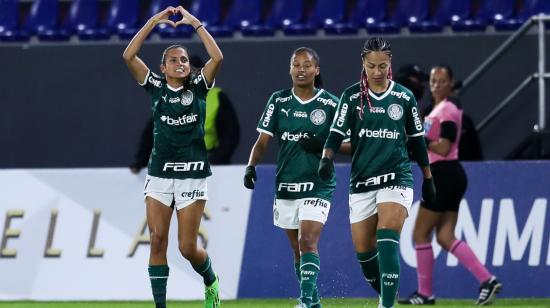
[194,24,204,31]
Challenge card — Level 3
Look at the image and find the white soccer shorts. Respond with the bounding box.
[273,198,331,229]
[349,186,413,224]
[144,175,208,210]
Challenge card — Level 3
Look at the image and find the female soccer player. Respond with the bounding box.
[123,6,223,308]
[399,65,501,306]
[244,47,348,308]
[318,37,435,308]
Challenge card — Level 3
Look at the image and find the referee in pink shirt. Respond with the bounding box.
[400,65,502,306]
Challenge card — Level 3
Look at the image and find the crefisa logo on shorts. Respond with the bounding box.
[304,199,329,208]
[181,189,205,199]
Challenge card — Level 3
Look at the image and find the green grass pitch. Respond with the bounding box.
[0,298,549,307]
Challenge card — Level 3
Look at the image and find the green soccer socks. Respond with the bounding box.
[300,252,321,307]
[148,264,169,308]
[357,249,381,294]
[377,229,401,308]
[192,255,217,286]
[296,261,321,307]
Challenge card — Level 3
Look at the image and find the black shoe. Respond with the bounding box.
[398,291,435,305]
[476,276,502,305]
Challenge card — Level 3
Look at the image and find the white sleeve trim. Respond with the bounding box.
[330,128,347,137]
[201,68,215,90]
[407,132,425,137]
[342,138,351,143]
[138,70,150,86]
[256,128,274,137]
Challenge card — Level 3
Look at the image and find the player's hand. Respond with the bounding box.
[243,165,257,189]
[318,157,334,182]
[422,177,436,204]
[299,135,324,153]
[175,6,200,27]
[151,6,178,27]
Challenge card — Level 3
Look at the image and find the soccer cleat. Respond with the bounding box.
[476,276,502,305]
[398,291,436,305]
[204,274,221,308]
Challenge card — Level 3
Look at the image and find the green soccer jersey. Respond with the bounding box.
[140,70,212,179]
[257,88,342,200]
[330,80,424,194]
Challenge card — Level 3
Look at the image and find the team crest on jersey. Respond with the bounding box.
[387,104,403,120]
[180,90,194,106]
[310,109,327,125]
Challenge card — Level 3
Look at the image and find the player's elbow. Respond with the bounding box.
[122,52,134,63]
[211,52,223,64]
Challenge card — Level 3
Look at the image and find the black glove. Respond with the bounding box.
[243,165,257,189]
[299,135,325,153]
[318,157,334,182]
[422,177,436,204]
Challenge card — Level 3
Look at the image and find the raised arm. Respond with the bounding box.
[176,6,223,86]
[123,7,178,83]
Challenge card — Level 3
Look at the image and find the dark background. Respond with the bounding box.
[1,33,548,167]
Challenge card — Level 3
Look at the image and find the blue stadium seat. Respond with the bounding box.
[67,0,110,40]
[0,0,29,41]
[360,0,400,34]
[25,0,70,40]
[149,0,192,39]
[452,0,516,32]
[484,0,518,31]
[264,0,303,32]
[107,0,139,39]
[284,0,357,35]
[191,0,232,37]
[409,0,466,32]
[224,0,261,30]
[316,0,357,35]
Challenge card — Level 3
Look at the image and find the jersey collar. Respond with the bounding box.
[167,84,183,92]
[368,80,395,101]
[291,88,324,105]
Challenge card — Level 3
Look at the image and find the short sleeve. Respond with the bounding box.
[256,94,277,137]
[191,68,215,99]
[405,95,425,137]
[329,92,352,137]
[140,70,164,95]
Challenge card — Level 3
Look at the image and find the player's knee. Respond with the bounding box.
[149,232,169,254]
[436,233,454,250]
[298,235,318,253]
[178,241,197,260]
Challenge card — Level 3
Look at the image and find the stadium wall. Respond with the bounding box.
[0,162,549,300]
[1,34,549,168]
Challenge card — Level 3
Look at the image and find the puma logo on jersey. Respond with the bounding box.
[281,108,290,117]
[161,94,167,102]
